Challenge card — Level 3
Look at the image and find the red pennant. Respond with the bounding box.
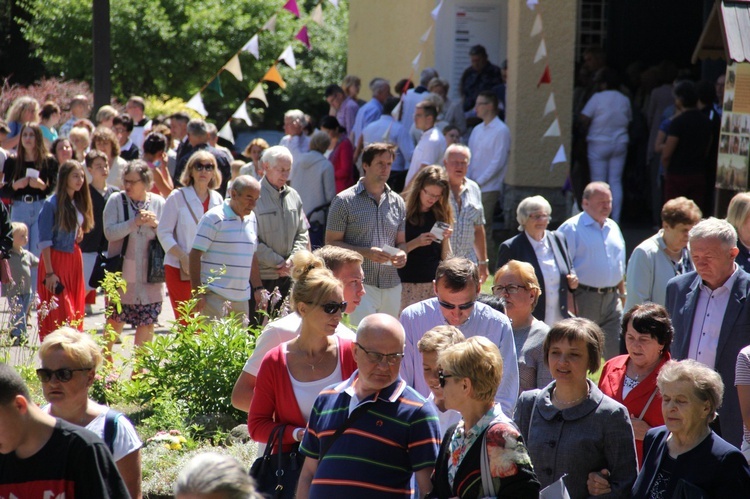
[283,0,300,17]
[537,65,551,87]
[295,26,311,50]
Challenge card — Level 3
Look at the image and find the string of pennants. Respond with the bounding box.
[184,0,340,143]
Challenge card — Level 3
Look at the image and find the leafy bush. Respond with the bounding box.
[0,77,94,124]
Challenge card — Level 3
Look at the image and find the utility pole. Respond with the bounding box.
[92,0,111,112]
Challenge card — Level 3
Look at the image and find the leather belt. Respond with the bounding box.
[16,195,41,203]
[577,283,618,294]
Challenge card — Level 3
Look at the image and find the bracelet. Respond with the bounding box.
[253,286,264,293]
[478,259,489,265]
[45,272,55,278]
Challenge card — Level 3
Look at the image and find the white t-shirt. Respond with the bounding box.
[581,90,632,144]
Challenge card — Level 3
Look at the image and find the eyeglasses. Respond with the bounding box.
[421,189,442,201]
[355,343,405,366]
[36,367,91,383]
[475,101,491,107]
[529,213,550,221]
[437,300,475,311]
[123,179,143,186]
[320,301,347,314]
[194,163,215,172]
[492,284,527,295]
[438,369,454,387]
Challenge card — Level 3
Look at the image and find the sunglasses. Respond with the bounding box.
[321,301,347,314]
[437,300,475,311]
[438,369,454,388]
[36,367,92,383]
[492,284,527,295]
[194,163,216,172]
[355,343,405,366]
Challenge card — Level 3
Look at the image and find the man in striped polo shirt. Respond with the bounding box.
[189,175,264,320]
[297,314,440,499]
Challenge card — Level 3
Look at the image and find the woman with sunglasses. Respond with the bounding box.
[249,250,357,470]
[429,336,540,498]
[38,327,142,499]
[157,151,223,319]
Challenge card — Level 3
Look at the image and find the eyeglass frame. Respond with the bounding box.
[36,367,92,383]
[437,299,475,311]
[355,342,405,366]
[193,162,216,172]
[491,284,528,295]
[438,369,454,388]
[320,301,347,315]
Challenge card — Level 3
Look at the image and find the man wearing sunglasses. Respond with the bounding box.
[399,257,519,417]
[0,364,129,497]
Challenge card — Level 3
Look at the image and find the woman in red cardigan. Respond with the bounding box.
[598,303,672,466]
[248,250,357,453]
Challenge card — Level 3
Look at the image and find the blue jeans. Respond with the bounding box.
[11,199,44,287]
[7,292,32,339]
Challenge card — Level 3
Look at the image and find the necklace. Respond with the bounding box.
[291,345,329,371]
[552,386,589,407]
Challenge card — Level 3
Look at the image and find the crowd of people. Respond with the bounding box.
[3,43,750,498]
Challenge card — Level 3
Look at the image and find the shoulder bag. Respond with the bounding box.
[89,193,130,289]
[249,424,304,499]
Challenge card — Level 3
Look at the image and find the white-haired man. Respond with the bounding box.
[280,109,310,164]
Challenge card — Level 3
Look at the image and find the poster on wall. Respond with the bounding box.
[717,62,750,191]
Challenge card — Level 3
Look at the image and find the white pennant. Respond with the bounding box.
[544,93,556,117]
[412,52,422,71]
[531,14,543,37]
[231,102,253,127]
[186,92,207,116]
[242,35,260,59]
[391,100,402,120]
[278,45,297,70]
[420,25,432,43]
[219,121,234,144]
[543,119,560,137]
[263,14,277,33]
[223,54,243,81]
[431,0,443,20]
[551,144,567,167]
[311,4,324,25]
[534,39,547,63]
[248,84,268,107]
[328,0,339,6]
[527,0,539,10]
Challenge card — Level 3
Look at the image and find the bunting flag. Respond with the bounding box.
[420,26,432,43]
[295,26,311,49]
[219,121,234,143]
[431,0,443,20]
[278,45,297,69]
[534,39,547,63]
[262,65,287,89]
[328,0,338,6]
[248,84,268,107]
[531,14,543,36]
[537,65,551,87]
[242,35,260,59]
[186,92,207,116]
[544,93,556,117]
[263,14,277,32]
[527,0,539,10]
[551,144,567,166]
[207,75,223,97]
[412,52,422,71]
[311,4,324,25]
[391,100,402,120]
[223,55,243,81]
[283,0,300,18]
[543,119,560,137]
[231,102,253,127]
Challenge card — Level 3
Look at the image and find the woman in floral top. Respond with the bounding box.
[430,336,540,498]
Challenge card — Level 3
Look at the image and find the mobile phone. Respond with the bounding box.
[54,281,65,295]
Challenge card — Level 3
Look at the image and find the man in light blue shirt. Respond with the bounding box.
[362,97,414,192]
[351,78,391,159]
[399,257,519,417]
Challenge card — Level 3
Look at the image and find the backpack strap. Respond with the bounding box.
[103,409,122,455]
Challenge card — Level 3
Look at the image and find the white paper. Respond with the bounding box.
[26,168,40,179]
[382,244,399,256]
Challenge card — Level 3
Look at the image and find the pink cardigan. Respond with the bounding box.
[248,336,356,451]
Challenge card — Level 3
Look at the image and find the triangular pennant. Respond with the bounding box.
[186,92,207,116]
[231,102,253,127]
[534,39,547,63]
[391,100,402,120]
[551,144,567,167]
[543,119,560,137]
[412,52,422,71]
[311,4,324,26]
[283,0,300,18]
[527,0,539,10]
[207,75,223,97]
[531,14,543,37]
[328,0,338,6]
[248,84,268,107]
[219,121,234,143]
[223,54,243,81]
[242,34,260,59]
[431,0,443,20]
[420,26,432,43]
[537,65,551,87]
[263,14,277,32]
[278,45,297,70]
[544,93,556,117]
[295,26,311,50]
[262,65,287,89]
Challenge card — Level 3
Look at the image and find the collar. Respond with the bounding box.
[339,370,407,404]
[536,379,604,421]
[581,211,609,228]
[354,178,391,197]
[454,404,505,440]
[261,176,287,198]
[525,231,549,250]
[222,201,246,221]
[698,263,740,293]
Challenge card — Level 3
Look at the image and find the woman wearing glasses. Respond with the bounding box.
[429,336,540,498]
[249,250,357,464]
[157,151,223,319]
[38,327,142,499]
[497,195,577,326]
[493,260,553,393]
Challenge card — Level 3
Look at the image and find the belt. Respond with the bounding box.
[577,283,618,294]
[15,195,41,203]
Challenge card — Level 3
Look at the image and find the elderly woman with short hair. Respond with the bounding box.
[625,197,701,310]
[429,336,540,498]
[630,360,750,498]
[497,195,577,325]
[726,191,750,273]
[240,137,270,180]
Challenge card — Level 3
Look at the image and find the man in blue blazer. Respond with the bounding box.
[665,217,750,448]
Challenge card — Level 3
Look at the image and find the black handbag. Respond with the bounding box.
[89,194,129,289]
[249,425,304,499]
[146,238,166,283]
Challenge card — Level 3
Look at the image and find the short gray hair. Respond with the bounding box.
[284,109,305,123]
[657,359,724,423]
[582,181,611,200]
[187,119,208,138]
[122,160,154,190]
[205,122,218,137]
[420,67,439,87]
[443,143,471,163]
[689,217,737,249]
[309,131,330,153]
[517,195,552,231]
[261,145,293,170]
[369,78,390,94]
[230,175,260,196]
[174,453,260,499]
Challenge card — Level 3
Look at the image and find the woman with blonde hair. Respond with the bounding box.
[92,126,126,188]
[38,327,142,498]
[240,137,270,180]
[68,126,91,162]
[726,191,750,272]
[2,95,40,150]
[399,165,453,310]
[95,105,119,129]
